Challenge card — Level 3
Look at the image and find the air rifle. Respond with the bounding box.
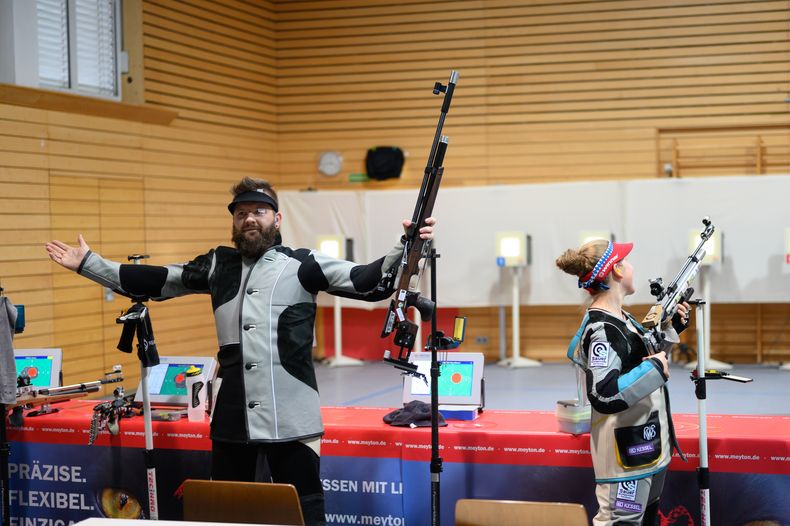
[381,70,459,375]
[641,217,715,349]
[8,366,124,425]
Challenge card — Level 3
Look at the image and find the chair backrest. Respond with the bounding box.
[455,498,588,526]
[182,479,305,525]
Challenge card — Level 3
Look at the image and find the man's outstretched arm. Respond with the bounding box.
[46,235,210,300]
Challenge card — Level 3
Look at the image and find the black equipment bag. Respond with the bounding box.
[366,147,405,181]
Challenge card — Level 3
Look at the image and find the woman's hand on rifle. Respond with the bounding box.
[46,235,91,272]
[669,301,691,334]
[644,350,670,379]
[402,217,437,240]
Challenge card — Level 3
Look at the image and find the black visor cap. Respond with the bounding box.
[228,191,279,214]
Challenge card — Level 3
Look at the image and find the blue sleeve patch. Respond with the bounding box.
[617,360,656,392]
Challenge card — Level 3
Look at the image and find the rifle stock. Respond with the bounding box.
[11,389,96,411]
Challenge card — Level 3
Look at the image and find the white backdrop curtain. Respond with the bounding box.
[280,175,790,307]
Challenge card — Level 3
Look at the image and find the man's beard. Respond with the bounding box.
[232,223,278,259]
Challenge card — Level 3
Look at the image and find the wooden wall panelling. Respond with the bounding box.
[0,102,54,349]
[455,302,790,365]
[142,0,278,136]
[709,304,760,364]
[760,304,790,363]
[659,126,790,177]
[98,178,148,394]
[275,0,790,190]
[49,175,107,388]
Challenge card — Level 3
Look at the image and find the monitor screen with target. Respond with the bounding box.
[402,352,484,407]
[134,356,217,406]
[15,348,62,388]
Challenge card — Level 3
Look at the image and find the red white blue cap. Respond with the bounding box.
[578,241,633,291]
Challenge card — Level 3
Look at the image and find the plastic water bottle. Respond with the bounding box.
[185,365,206,422]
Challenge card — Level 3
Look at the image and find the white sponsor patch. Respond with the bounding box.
[617,480,638,502]
[589,341,610,368]
[643,423,657,441]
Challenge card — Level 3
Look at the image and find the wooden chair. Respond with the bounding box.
[455,498,589,526]
[182,479,305,525]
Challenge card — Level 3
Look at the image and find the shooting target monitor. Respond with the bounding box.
[134,356,217,406]
[402,352,484,407]
[14,348,62,389]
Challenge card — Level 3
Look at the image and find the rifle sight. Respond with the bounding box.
[649,278,665,299]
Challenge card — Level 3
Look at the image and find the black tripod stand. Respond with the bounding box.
[425,248,443,526]
[378,70,459,526]
[116,254,161,519]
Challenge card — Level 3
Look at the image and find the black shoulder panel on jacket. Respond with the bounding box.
[583,312,630,363]
[207,247,242,312]
[274,245,311,263]
[296,253,329,295]
[621,330,648,373]
[601,322,630,363]
[119,264,168,298]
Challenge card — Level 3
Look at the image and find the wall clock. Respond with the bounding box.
[318,151,343,177]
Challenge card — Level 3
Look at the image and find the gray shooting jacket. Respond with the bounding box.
[78,242,403,443]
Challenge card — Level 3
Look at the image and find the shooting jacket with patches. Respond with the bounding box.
[78,242,403,443]
[573,309,683,483]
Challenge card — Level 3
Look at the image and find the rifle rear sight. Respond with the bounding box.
[649,278,665,299]
[700,216,714,240]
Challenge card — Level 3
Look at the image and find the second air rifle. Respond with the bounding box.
[381,70,459,375]
[8,366,124,425]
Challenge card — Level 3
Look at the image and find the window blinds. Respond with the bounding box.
[75,0,117,96]
[35,0,118,97]
[36,0,69,89]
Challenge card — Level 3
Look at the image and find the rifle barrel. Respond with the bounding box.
[411,72,458,226]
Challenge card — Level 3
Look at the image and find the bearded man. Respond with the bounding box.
[46,177,436,525]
